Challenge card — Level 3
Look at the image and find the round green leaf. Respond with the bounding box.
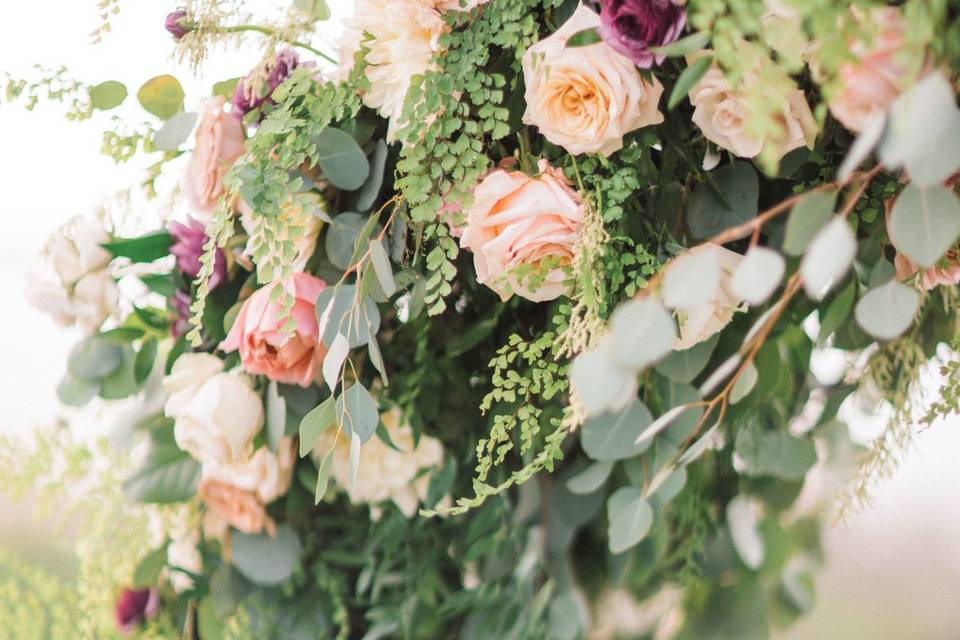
[137,75,185,120]
[89,80,128,110]
[607,488,654,554]
[68,336,123,381]
[569,339,637,417]
[581,398,654,461]
[662,246,721,310]
[801,217,856,301]
[783,191,837,256]
[730,246,785,305]
[231,525,303,586]
[337,384,379,444]
[608,297,676,370]
[655,334,719,383]
[315,127,370,191]
[565,461,614,495]
[325,212,368,270]
[888,184,960,269]
[686,161,759,240]
[854,280,920,341]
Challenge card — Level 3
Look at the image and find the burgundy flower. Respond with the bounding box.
[165,9,192,40]
[169,218,226,290]
[115,587,159,634]
[233,49,301,117]
[171,289,193,338]
[598,0,686,68]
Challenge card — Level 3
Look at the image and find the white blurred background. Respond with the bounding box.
[0,3,958,639]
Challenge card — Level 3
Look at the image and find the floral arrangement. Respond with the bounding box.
[7,0,960,637]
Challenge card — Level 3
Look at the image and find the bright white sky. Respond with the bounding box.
[0,3,959,636]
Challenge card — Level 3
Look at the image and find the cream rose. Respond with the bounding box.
[26,215,119,333]
[163,354,264,466]
[459,159,585,302]
[825,7,916,133]
[183,96,246,216]
[338,0,446,141]
[315,408,445,518]
[666,244,746,351]
[202,438,296,506]
[521,4,664,157]
[688,54,817,161]
[27,269,119,334]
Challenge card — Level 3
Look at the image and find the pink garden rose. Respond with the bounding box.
[222,273,328,387]
[184,97,246,216]
[460,159,585,302]
[827,7,915,133]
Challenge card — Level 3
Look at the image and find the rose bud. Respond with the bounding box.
[165,9,192,40]
[598,0,686,69]
[233,49,301,117]
[114,587,159,634]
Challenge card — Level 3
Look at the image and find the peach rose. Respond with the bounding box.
[198,479,274,535]
[199,439,296,536]
[688,54,817,161]
[184,97,246,216]
[221,273,328,387]
[459,159,585,302]
[521,4,664,157]
[827,7,915,133]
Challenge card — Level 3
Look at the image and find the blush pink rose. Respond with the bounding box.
[827,7,915,133]
[460,159,585,302]
[221,273,328,387]
[184,97,246,216]
[895,252,960,291]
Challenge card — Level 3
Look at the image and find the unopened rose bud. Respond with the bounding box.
[165,9,192,40]
[114,587,159,634]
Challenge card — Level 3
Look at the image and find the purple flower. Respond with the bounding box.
[169,218,226,290]
[165,9,192,40]
[115,588,159,634]
[598,0,686,68]
[171,289,193,338]
[233,49,301,117]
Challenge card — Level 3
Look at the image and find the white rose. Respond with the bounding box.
[521,4,664,157]
[315,408,445,518]
[163,356,264,466]
[201,438,297,505]
[670,244,747,351]
[26,216,119,333]
[163,353,225,416]
[47,216,112,285]
[27,269,119,334]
